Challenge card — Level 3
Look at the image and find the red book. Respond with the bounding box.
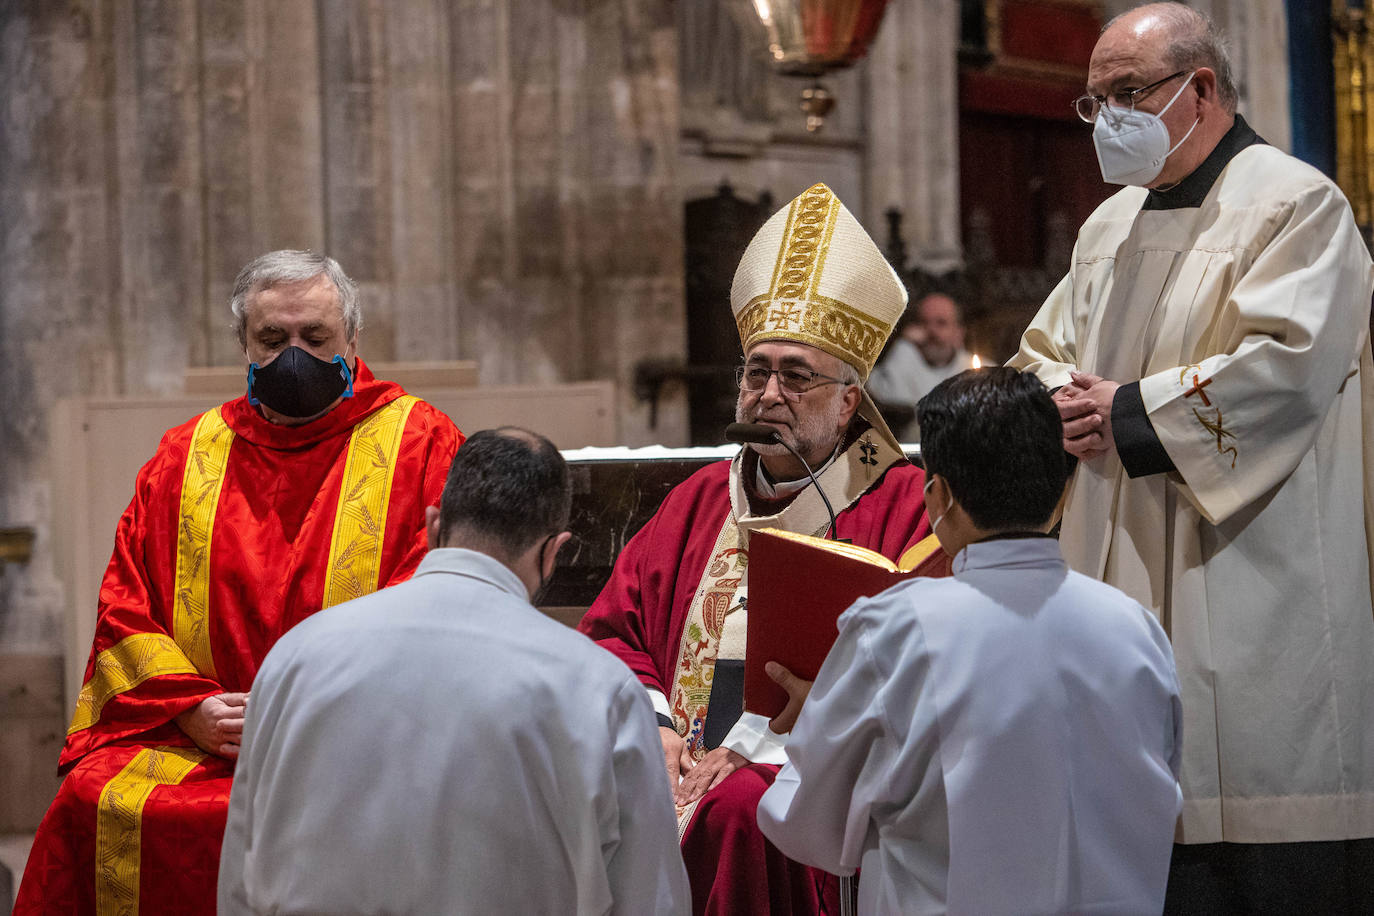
[744,527,946,718]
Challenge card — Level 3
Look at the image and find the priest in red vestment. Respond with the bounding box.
[15,250,464,915]
[579,183,944,915]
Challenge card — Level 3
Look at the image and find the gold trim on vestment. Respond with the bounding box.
[95,746,205,916]
[769,183,840,302]
[737,293,890,379]
[668,517,745,763]
[173,408,235,680]
[740,183,890,374]
[321,396,418,608]
[67,634,199,735]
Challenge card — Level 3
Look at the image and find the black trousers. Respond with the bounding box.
[1163,839,1374,915]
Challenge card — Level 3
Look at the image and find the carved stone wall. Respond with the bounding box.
[0,0,683,663]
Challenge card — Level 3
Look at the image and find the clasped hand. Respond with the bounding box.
[657,661,814,807]
[1054,370,1120,461]
[175,692,249,759]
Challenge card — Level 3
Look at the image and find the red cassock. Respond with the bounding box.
[16,360,463,915]
[580,446,940,916]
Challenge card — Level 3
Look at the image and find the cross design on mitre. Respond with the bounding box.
[768,302,802,330]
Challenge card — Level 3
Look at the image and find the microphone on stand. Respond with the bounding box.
[725,422,840,540]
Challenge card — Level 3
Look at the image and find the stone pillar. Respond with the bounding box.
[865,0,963,274]
[0,1,117,655]
[1194,0,1291,150]
[450,0,686,443]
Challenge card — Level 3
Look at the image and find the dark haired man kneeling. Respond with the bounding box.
[219,428,689,915]
[757,367,1183,915]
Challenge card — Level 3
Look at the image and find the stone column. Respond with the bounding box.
[0,1,118,653]
[865,0,963,274]
[451,0,686,443]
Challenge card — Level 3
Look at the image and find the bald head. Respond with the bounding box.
[1087,2,1236,188]
[1101,2,1237,113]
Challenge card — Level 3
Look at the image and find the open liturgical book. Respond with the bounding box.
[744,527,947,718]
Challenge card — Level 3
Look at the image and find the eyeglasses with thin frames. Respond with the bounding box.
[1073,69,1192,123]
[736,364,849,401]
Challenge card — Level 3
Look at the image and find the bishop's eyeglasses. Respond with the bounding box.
[736,364,848,400]
[1073,69,1191,123]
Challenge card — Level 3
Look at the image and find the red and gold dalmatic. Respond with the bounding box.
[16,360,463,915]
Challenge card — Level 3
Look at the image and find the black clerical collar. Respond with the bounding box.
[1142,114,1264,211]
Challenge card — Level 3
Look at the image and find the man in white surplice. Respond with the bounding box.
[757,368,1182,915]
[1010,3,1374,909]
[218,429,689,916]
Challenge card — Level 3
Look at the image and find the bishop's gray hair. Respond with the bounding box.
[229,250,362,348]
[1105,2,1238,114]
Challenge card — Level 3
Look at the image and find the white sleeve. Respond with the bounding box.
[217,665,271,915]
[645,687,672,720]
[217,770,251,915]
[606,678,692,916]
[756,609,914,874]
[720,710,788,764]
[1137,180,1374,523]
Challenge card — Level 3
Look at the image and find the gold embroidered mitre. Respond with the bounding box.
[730,183,907,380]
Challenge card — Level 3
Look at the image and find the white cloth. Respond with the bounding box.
[757,538,1182,916]
[866,339,972,440]
[1011,143,1374,843]
[218,548,689,916]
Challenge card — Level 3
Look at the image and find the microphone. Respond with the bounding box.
[725,422,840,540]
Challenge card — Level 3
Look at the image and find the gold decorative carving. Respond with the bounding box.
[1335,1,1374,245]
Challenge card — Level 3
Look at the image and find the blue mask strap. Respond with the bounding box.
[246,362,261,406]
[334,354,355,399]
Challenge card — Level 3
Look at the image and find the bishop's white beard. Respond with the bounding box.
[736,386,850,472]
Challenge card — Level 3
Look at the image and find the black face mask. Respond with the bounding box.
[248,346,354,419]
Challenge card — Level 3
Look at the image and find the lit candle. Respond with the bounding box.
[971,354,982,369]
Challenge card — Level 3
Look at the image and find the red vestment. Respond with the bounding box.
[580,436,940,916]
[16,360,463,915]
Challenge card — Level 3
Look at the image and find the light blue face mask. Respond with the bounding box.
[1092,70,1199,186]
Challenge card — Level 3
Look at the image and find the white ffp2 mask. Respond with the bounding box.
[1092,71,1199,186]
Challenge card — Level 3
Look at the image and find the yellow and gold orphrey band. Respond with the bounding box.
[172,408,236,680]
[94,746,206,916]
[321,396,419,608]
[67,634,198,735]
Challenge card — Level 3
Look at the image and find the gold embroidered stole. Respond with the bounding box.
[666,424,907,761]
[669,426,907,833]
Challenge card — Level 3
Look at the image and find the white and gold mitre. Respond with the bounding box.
[730,183,907,380]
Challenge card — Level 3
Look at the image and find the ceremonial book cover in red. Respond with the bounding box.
[744,527,944,718]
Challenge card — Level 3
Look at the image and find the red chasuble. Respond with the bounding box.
[580,443,941,916]
[16,360,463,916]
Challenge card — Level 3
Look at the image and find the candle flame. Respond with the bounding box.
[971,354,982,370]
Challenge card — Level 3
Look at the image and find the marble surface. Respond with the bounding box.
[542,456,726,608]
